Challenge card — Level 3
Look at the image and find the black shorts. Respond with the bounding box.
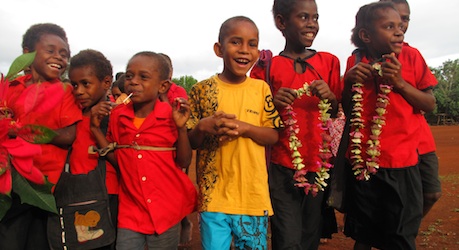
[344,162,423,250]
[419,152,442,194]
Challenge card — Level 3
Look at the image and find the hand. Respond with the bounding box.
[381,53,405,90]
[309,80,336,101]
[273,87,297,109]
[90,101,113,128]
[172,98,190,129]
[344,62,373,84]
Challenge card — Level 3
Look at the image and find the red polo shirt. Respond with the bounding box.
[107,100,197,234]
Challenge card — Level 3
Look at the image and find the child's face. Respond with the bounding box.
[124,55,169,106]
[367,8,404,57]
[30,34,69,82]
[111,86,122,100]
[215,20,259,82]
[393,3,410,33]
[281,0,319,48]
[69,65,110,112]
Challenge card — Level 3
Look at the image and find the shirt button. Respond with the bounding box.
[147,199,151,203]
[138,154,142,159]
[135,134,140,138]
[141,176,146,181]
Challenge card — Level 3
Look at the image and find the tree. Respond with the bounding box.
[172,75,197,94]
[431,59,459,117]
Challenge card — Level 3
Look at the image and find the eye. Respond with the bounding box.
[249,41,258,48]
[125,74,133,80]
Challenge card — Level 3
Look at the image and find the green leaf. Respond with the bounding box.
[0,193,12,221]
[11,168,57,214]
[16,124,58,144]
[6,52,36,80]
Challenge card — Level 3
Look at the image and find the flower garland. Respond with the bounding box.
[286,82,333,196]
[350,63,392,181]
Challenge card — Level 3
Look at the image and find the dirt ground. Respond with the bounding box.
[182,125,459,249]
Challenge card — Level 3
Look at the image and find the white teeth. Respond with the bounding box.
[306,33,314,38]
[50,63,62,69]
[236,59,249,64]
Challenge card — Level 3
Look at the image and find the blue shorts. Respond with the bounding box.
[199,212,268,250]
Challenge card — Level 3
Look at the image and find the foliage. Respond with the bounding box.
[431,59,459,117]
[0,52,60,220]
[173,75,198,94]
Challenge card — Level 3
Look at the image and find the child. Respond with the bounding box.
[381,0,442,217]
[68,49,119,249]
[111,73,126,102]
[186,16,281,250]
[250,0,341,248]
[341,2,436,249]
[0,23,82,250]
[90,51,197,249]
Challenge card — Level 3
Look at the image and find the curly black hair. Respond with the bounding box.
[69,49,113,81]
[22,23,68,52]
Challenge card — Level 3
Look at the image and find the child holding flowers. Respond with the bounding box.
[0,23,82,250]
[250,0,341,248]
[341,2,436,249]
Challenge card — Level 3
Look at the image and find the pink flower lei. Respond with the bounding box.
[285,82,333,196]
[350,63,392,181]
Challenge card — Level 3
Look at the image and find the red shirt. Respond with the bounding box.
[70,116,119,194]
[403,43,438,155]
[344,45,436,168]
[107,100,197,234]
[6,75,82,184]
[166,83,188,104]
[251,52,341,171]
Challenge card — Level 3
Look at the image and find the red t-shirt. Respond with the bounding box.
[403,43,438,154]
[344,45,436,168]
[107,100,197,234]
[69,116,119,194]
[251,51,341,171]
[6,75,82,184]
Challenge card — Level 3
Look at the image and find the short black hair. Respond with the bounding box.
[218,16,257,43]
[129,51,170,81]
[22,23,68,52]
[69,49,113,81]
[351,1,397,48]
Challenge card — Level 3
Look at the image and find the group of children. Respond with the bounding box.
[0,0,441,249]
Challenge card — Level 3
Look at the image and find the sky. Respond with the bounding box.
[1,0,458,81]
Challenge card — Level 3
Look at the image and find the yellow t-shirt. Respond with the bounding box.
[187,75,282,216]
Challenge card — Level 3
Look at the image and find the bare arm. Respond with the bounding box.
[172,98,192,169]
[90,101,118,170]
[52,123,77,148]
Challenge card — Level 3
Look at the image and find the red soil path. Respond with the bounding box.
[183,126,459,249]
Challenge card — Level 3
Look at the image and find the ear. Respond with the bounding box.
[103,75,113,91]
[274,14,286,31]
[23,47,30,54]
[158,79,172,94]
[359,28,371,44]
[213,42,223,58]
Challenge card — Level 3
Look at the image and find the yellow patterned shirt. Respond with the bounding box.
[186,75,282,216]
